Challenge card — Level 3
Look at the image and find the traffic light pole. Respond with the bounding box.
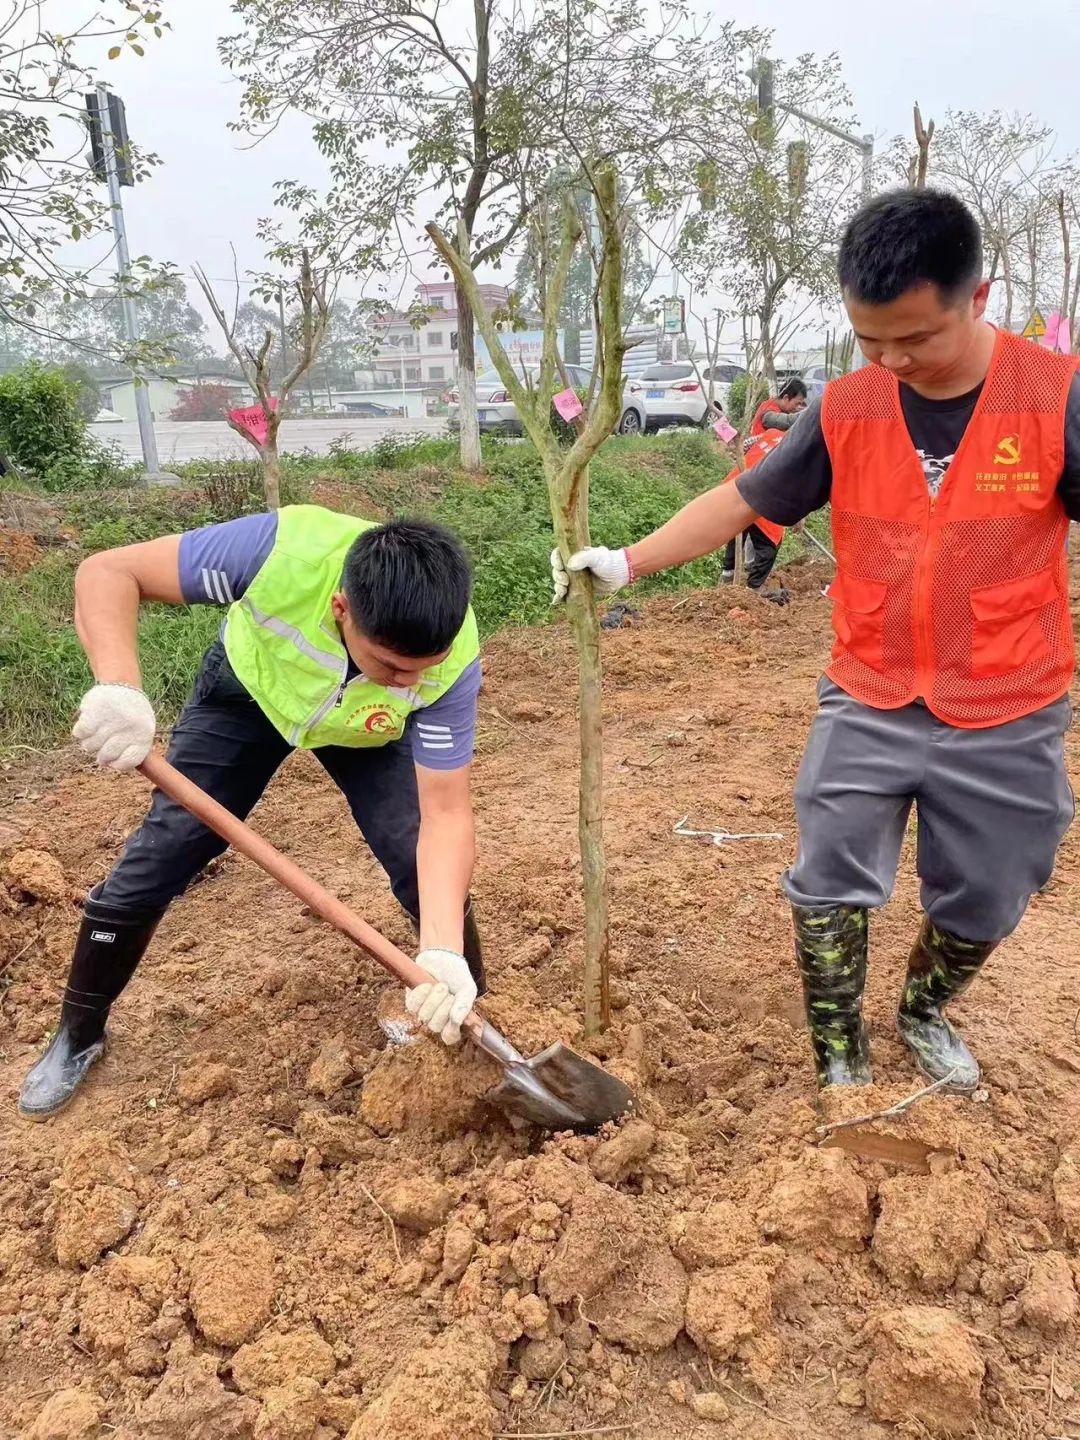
[752,62,874,202]
[778,100,874,201]
[95,83,173,485]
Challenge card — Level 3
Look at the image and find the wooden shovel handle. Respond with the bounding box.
[138,751,439,994]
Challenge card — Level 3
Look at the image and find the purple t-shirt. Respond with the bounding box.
[178,514,479,770]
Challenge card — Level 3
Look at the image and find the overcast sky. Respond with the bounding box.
[66,0,1080,340]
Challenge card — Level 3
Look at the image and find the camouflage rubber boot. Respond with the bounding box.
[792,904,872,1087]
[897,918,997,1092]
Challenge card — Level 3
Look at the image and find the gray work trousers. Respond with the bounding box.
[783,679,1074,942]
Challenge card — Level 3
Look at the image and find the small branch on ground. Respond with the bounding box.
[359,1183,403,1266]
[814,1070,960,1137]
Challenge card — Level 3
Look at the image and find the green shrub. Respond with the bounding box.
[725,373,768,426]
[0,363,89,473]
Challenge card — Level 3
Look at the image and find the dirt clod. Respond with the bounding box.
[253,1376,322,1440]
[684,1259,773,1362]
[517,1335,567,1381]
[54,1132,139,1270]
[1053,1137,1080,1243]
[689,1391,730,1422]
[762,1146,871,1252]
[127,1353,259,1437]
[345,1323,500,1440]
[26,1389,104,1439]
[866,1306,984,1436]
[305,1033,354,1097]
[589,1117,656,1184]
[872,1171,989,1292]
[589,1242,688,1352]
[5,847,68,903]
[231,1329,337,1397]
[190,1228,276,1346]
[441,1223,475,1282]
[379,1176,452,1233]
[177,1062,235,1104]
[540,1176,644,1304]
[1020,1251,1077,1333]
[668,1200,757,1270]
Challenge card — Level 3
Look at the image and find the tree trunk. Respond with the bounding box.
[261,439,282,510]
[456,281,482,471]
[1001,241,1015,330]
[547,452,609,1036]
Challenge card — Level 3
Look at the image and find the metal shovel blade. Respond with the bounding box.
[484,1040,636,1131]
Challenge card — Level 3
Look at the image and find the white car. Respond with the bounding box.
[701,362,748,415]
[449,365,646,438]
[623,363,709,432]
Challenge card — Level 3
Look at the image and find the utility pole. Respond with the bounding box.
[90,85,176,484]
[753,61,874,202]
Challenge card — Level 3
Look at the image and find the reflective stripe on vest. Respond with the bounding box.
[821,329,1076,728]
[223,505,479,749]
[723,430,785,545]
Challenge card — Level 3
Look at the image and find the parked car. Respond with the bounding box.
[341,399,404,418]
[700,362,748,414]
[449,365,645,438]
[623,363,709,432]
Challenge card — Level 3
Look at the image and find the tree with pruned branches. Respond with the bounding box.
[221,0,714,471]
[195,249,332,509]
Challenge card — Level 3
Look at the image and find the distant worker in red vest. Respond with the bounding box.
[720,429,790,602]
[749,377,808,436]
[554,189,1080,1095]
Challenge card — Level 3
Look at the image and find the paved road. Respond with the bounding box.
[91,417,448,466]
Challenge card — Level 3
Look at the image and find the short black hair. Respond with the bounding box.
[837,188,983,305]
[779,378,808,400]
[341,517,471,657]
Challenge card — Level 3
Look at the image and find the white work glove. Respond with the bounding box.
[550,545,632,604]
[405,948,478,1046]
[72,683,156,771]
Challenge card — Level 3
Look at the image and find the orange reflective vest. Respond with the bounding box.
[724,429,785,545]
[821,329,1076,729]
[749,399,774,436]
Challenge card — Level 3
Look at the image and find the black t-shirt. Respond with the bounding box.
[737,373,1080,524]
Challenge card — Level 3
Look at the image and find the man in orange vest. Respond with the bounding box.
[720,430,790,601]
[749,378,808,436]
[553,189,1079,1094]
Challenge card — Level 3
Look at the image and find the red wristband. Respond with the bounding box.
[623,547,636,584]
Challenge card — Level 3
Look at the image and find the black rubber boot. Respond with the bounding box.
[18,890,164,1120]
[462,903,487,997]
[792,903,873,1088]
[897,918,996,1092]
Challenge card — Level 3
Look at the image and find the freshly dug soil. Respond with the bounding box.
[2,555,1080,1439]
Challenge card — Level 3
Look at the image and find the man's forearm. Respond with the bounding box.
[416,809,475,953]
[74,555,144,688]
[626,478,760,578]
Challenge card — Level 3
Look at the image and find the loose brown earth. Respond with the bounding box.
[2,557,1080,1439]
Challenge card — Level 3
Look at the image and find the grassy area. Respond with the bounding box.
[0,429,828,752]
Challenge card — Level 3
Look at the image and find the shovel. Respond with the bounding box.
[138,752,635,1133]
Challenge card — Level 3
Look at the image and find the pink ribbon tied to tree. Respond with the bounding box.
[228,397,279,446]
[553,388,584,422]
[1042,311,1073,355]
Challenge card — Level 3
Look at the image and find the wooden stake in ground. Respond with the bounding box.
[428,164,627,1035]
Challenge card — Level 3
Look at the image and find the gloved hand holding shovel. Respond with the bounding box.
[138,752,634,1133]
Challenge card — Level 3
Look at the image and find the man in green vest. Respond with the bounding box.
[19,505,485,1119]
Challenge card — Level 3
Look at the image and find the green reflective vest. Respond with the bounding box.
[223,505,479,750]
